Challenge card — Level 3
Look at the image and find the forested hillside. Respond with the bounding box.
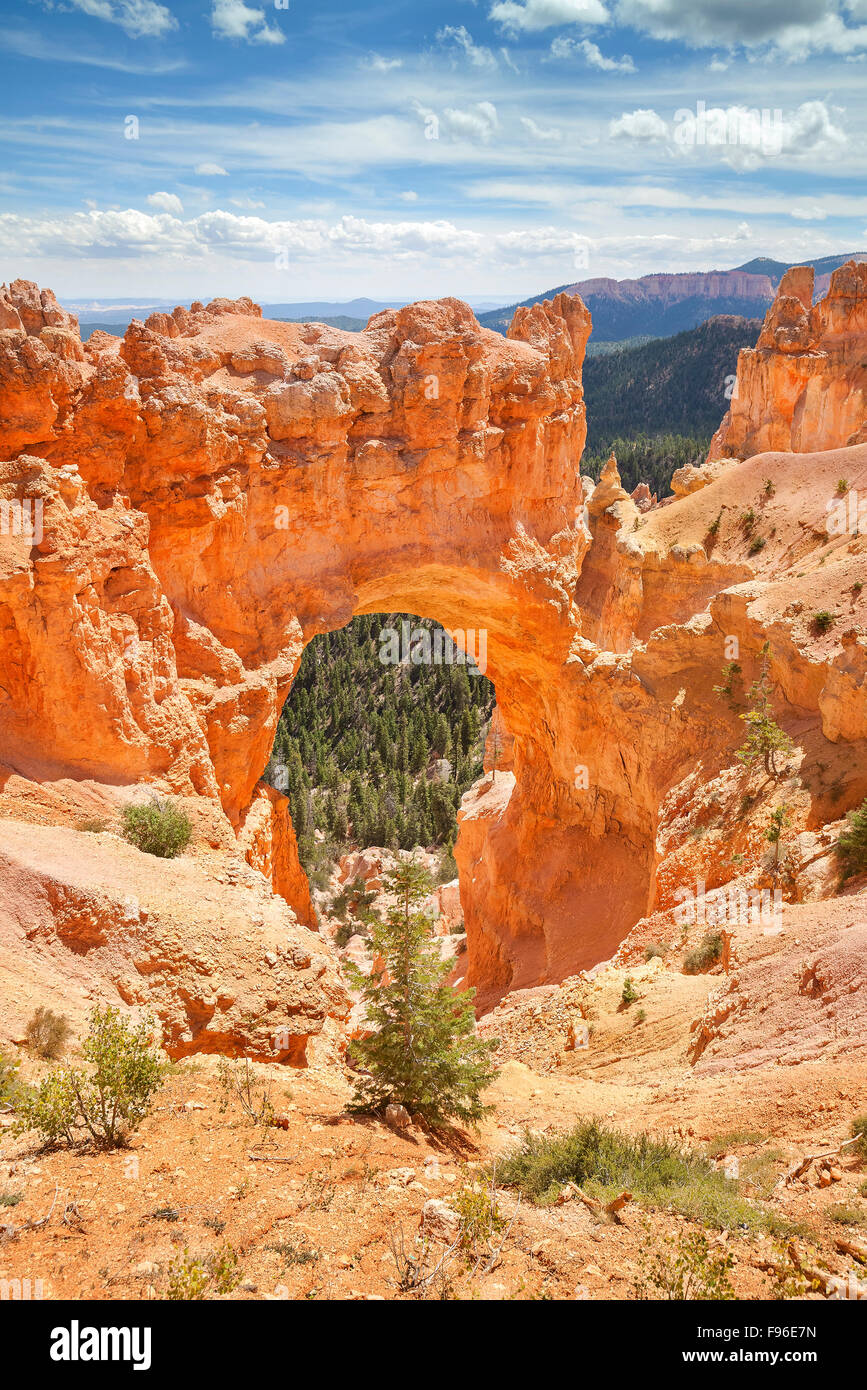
[580,315,761,495]
[267,615,494,884]
[583,315,760,452]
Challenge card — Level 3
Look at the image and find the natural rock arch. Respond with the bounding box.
[2,277,864,1012]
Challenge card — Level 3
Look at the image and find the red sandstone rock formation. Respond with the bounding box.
[709,261,867,460]
[1,277,865,1026]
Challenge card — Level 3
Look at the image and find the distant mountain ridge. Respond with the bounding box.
[478,253,867,341]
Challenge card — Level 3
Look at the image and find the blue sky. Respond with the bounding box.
[0,0,865,303]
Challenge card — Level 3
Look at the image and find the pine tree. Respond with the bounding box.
[735,643,793,777]
[348,860,497,1126]
[836,797,867,881]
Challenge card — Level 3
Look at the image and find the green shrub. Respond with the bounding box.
[827,1204,866,1227]
[121,797,192,859]
[14,1006,165,1149]
[705,1130,767,1159]
[267,1238,320,1267]
[682,931,724,975]
[621,977,639,1006]
[713,661,742,704]
[13,1068,78,1146]
[496,1118,764,1229]
[812,611,836,634]
[0,1048,22,1107]
[635,1229,735,1300]
[453,1180,505,1255]
[165,1244,240,1300]
[75,817,109,834]
[836,801,867,881]
[25,1006,72,1060]
[147,1206,180,1222]
[852,1114,867,1162]
[644,944,667,961]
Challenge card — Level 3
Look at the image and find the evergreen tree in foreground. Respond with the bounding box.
[836,796,867,881]
[348,860,498,1127]
[735,643,793,778]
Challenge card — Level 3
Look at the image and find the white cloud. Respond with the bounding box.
[605,98,847,167]
[520,116,563,141]
[549,36,636,69]
[399,190,419,201]
[677,99,847,168]
[230,196,265,208]
[210,0,285,45]
[65,0,177,38]
[489,0,609,31]
[615,0,867,60]
[441,102,500,143]
[437,25,498,68]
[0,206,596,271]
[3,23,184,67]
[609,108,668,142]
[360,53,403,72]
[790,204,828,218]
[195,162,228,176]
[147,191,184,215]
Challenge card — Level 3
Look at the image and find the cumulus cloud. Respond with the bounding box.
[520,115,563,141]
[195,162,228,176]
[441,102,500,143]
[550,36,636,69]
[210,0,285,45]
[437,25,498,68]
[607,98,846,167]
[609,108,668,141]
[614,0,867,60]
[675,99,847,168]
[489,0,609,31]
[146,191,184,215]
[64,0,177,38]
[0,207,597,271]
[360,53,403,71]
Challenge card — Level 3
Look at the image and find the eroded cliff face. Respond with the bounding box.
[1,275,865,1027]
[709,261,867,460]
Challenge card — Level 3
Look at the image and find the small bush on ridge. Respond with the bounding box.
[121,797,192,859]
